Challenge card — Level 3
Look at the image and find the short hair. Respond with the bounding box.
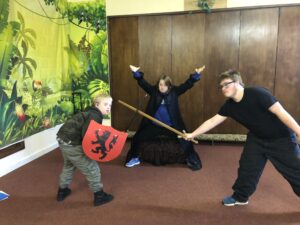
[157,75,172,89]
[218,69,245,87]
[92,93,112,106]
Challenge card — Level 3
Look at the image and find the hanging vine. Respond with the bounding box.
[44,0,106,33]
[197,0,215,13]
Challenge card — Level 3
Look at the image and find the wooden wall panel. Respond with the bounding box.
[171,13,205,131]
[239,8,278,90]
[109,17,139,130]
[203,11,241,133]
[138,15,172,111]
[109,5,300,134]
[275,7,300,123]
[236,8,279,134]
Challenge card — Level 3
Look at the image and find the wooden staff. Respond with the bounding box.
[118,100,198,144]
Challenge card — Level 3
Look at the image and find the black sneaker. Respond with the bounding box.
[186,152,202,171]
[57,187,71,202]
[186,159,202,171]
[94,190,114,206]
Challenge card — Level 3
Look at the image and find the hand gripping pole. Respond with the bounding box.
[118,100,198,144]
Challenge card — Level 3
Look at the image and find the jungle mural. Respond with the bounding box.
[0,0,108,148]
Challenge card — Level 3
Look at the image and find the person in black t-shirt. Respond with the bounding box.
[184,69,300,206]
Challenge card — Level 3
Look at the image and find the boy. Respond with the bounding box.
[56,93,113,206]
[185,70,300,206]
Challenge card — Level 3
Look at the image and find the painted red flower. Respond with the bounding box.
[15,104,26,122]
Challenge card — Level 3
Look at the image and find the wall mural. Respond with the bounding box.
[0,0,108,148]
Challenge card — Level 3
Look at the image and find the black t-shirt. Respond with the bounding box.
[218,87,292,139]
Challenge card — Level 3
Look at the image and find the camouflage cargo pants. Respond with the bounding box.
[58,144,103,192]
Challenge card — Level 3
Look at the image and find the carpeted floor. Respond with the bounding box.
[0,143,300,225]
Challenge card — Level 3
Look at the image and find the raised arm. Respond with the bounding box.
[184,114,227,140]
[195,65,206,74]
[129,65,140,72]
[175,65,205,95]
[269,102,300,141]
[129,65,154,94]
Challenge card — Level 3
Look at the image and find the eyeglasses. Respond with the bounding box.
[219,81,235,89]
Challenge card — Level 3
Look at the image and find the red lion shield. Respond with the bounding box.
[82,120,128,162]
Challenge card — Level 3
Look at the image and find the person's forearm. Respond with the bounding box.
[190,116,224,138]
[277,111,300,137]
[270,102,300,138]
[190,121,214,138]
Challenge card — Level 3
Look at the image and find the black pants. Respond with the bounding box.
[232,134,300,202]
[125,123,201,167]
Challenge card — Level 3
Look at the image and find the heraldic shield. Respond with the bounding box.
[82,120,128,162]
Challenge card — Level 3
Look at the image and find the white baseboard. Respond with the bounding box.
[0,142,58,177]
[0,125,61,177]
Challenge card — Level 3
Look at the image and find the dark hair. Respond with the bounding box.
[218,69,244,87]
[157,75,172,89]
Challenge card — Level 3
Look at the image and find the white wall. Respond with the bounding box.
[0,125,61,177]
[106,0,300,16]
[106,0,183,16]
[228,0,300,7]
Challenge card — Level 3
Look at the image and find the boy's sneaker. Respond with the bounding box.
[222,196,248,206]
[57,187,71,202]
[94,190,114,206]
[125,157,140,168]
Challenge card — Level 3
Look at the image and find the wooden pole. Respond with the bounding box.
[118,100,198,144]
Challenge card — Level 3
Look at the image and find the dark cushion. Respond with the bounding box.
[139,136,186,166]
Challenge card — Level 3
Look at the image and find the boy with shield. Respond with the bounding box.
[56,93,114,207]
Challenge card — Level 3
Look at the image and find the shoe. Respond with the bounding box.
[57,187,71,202]
[125,157,140,168]
[94,190,114,206]
[187,162,202,171]
[222,196,248,206]
[186,159,202,171]
[186,152,202,171]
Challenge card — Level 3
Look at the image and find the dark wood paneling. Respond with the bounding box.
[275,7,300,123]
[109,5,300,134]
[138,15,172,111]
[237,8,279,134]
[171,13,205,131]
[239,8,278,90]
[0,141,24,159]
[109,17,139,130]
[203,11,241,134]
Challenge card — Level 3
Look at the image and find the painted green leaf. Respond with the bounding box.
[66,37,88,79]
[0,24,14,80]
[10,81,17,100]
[0,0,9,32]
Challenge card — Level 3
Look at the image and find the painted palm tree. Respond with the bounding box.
[14,40,37,78]
[16,12,36,49]
[88,79,109,99]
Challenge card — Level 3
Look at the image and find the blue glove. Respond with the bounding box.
[191,72,201,81]
[132,71,142,79]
